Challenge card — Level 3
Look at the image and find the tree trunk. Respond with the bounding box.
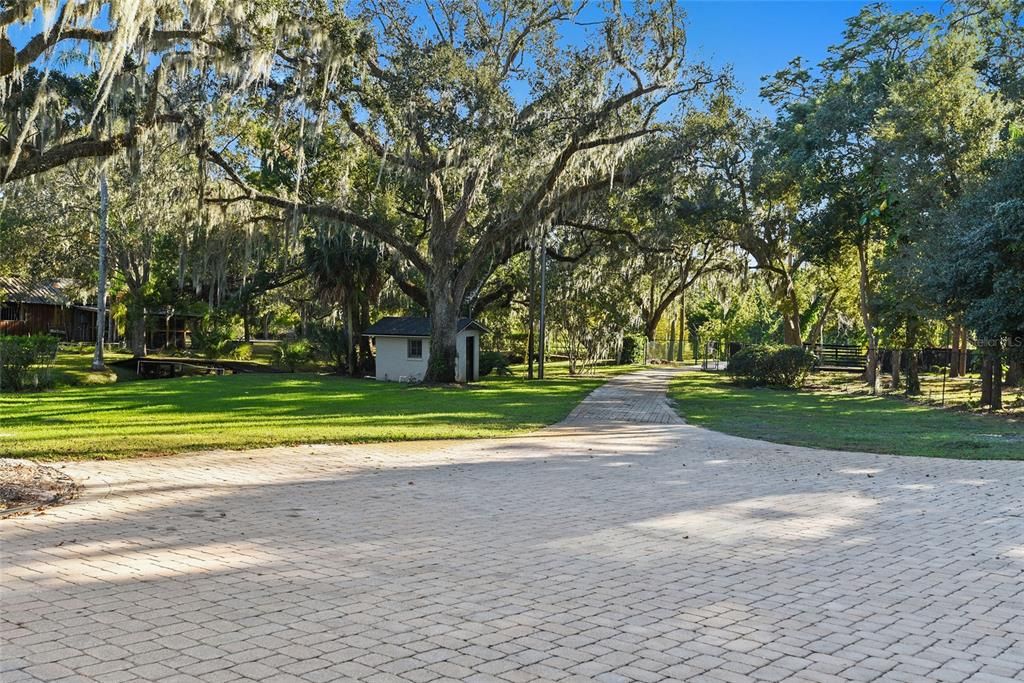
[782,304,801,347]
[906,350,921,396]
[345,300,356,376]
[992,350,1003,410]
[772,274,802,346]
[890,349,902,390]
[424,284,459,383]
[905,319,921,396]
[949,324,960,379]
[864,348,881,394]
[856,242,880,394]
[643,279,690,346]
[666,314,676,362]
[980,352,993,407]
[676,292,686,362]
[359,300,372,374]
[129,310,146,358]
[805,288,838,347]
[644,316,658,343]
[782,319,801,346]
[91,168,109,371]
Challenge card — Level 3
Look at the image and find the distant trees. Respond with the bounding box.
[678,94,809,346]
[936,140,1024,406]
[304,228,385,374]
[758,1,1021,401]
[1,0,1020,402]
[564,152,731,344]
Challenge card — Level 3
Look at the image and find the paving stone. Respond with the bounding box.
[2,369,1022,683]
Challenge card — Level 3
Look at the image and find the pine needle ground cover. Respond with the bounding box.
[669,372,1024,460]
[1,363,630,461]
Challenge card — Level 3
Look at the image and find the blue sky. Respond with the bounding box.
[681,1,943,116]
[8,1,945,120]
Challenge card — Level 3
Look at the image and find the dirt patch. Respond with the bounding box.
[0,459,80,516]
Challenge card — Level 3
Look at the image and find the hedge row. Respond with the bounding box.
[1,334,60,391]
[728,344,816,388]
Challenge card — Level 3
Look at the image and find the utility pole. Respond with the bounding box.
[92,166,109,371]
[526,239,537,380]
[538,231,548,380]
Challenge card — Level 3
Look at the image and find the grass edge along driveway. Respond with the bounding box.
[669,371,1024,460]
[1,365,633,461]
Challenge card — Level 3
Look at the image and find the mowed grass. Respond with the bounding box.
[1,360,631,460]
[669,371,1024,460]
[813,370,1024,415]
[50,350,134,387]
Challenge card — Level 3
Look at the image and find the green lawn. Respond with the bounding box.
[1,360,631,460]
[50,350,135,387]
[669,371,1024,460]
[812,370,1024,415]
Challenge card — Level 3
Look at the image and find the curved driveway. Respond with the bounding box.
[2,369,1023,682]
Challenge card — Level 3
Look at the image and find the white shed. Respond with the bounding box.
[363,316,488,383]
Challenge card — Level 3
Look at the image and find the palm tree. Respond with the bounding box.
[303,227,385,374]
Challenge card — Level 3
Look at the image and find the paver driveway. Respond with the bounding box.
[2,368,1023,683]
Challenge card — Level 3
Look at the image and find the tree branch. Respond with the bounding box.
[205,147,431,274]
[339,107,426,171]
[3,21,206,78]
[2,114,183,183]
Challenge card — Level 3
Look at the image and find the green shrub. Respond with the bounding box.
[726,344,768,380]
[767,346,817,387]
[205,338,237,359]
[308,323,350,373]
[231,343,254,361]
[272,340,313,372]
[619,333,647,365]
[191,312,237,359]
[1,334,59,391]
[480,351,512,377]
[729,344,815,388]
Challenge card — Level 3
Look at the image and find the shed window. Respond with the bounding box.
[1,303,18,321]
[407,339,423,359]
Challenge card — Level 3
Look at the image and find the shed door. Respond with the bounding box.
[465,335,475,382]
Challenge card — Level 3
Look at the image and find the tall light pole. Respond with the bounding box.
[538,230,548,380]
[92,166,109,371]
[526,238,537,380]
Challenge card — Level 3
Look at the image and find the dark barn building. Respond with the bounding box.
[0,277,111,342]
[144,309,202,350]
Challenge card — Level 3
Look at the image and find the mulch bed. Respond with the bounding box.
[0,459,80,516]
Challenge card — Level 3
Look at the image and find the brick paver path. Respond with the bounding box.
[2,368,1023,682]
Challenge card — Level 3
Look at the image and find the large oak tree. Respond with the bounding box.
[204,0,717,381]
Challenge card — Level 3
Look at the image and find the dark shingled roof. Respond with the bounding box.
[0,277,75,306]
[363,316,487,337]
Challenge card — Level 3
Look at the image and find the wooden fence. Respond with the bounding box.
[804,344,867,371]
